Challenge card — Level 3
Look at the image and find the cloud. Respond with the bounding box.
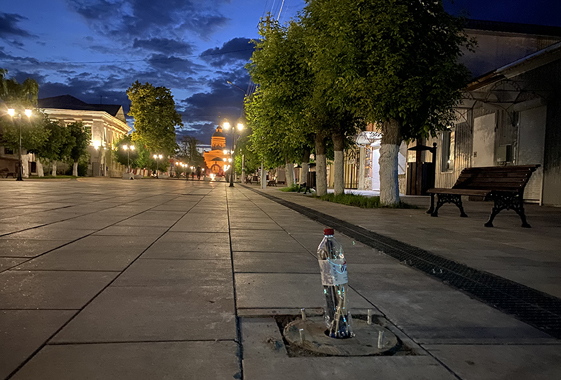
[0,12,37,39]
[146,54,202,74]
[132,38,195,55]
[66,0,230,42]
[200,38,255,68]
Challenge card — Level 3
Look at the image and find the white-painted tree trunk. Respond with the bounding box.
[379,144,400,206]
[301,162,309,185]
[260,161,266,189]
[333,150,344,195]
[51,161,57,177]
[285,161,294,187]
[316,153,327,196]
[21,154,29,178]
[72,162,79,177]
[37,159,44,177]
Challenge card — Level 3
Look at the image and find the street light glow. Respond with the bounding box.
[7,109,15,117]
[237,123,244,131]
[223,121,230,130]
[24,109,32,118]
[158,154,163,159]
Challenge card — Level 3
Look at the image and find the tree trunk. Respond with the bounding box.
[315,133,327,196]
[51,161,57,177]
[21,154,29,178]
[37,159,44,177]
[285,159,294,187]
[379,119,402,206]
[300,148,310,185]
[73,162,79,177]
[332,132,345,196]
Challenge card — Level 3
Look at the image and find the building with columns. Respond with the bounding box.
[36,95,131,177]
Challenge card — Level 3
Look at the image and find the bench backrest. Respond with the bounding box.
[452,165,540,192]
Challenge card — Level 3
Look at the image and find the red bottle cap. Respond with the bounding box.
[324,228,334,235]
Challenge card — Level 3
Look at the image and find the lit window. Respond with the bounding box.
[441,129,455,172]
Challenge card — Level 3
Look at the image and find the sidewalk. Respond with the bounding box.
[1,179,560,379]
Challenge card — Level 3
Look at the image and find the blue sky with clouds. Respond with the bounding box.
[1,0,560,144]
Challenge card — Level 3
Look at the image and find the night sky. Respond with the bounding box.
[1,0,560,145]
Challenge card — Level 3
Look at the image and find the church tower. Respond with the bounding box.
[203,126,230,175]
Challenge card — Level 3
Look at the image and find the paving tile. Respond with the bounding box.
[354,289,554,344]
[0,257,27,271]
[11,341,240,380]
[235,273,373,310]
[51,285,236,343]
[112,259,233,287]
[142,232,230,260]
[243,356,458,380]
[0,310,76,380]
[5,227,96,241]
[231,230,309,253]
[0,271,117,309]
[93,225,169,236]
[424,344,561,380]
[234,251,319,273]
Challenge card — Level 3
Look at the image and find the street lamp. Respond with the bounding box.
[122,144,135,173]
[7,108,32,181]
[223,121,244,187]
[153,154,163,178]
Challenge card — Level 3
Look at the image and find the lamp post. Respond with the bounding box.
[7,108,32,181]
[153,154,162,178]
[122,144,135,173]
[223,121,244,187]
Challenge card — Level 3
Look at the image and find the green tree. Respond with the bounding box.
[35,119,72,176]
[0,69,46,177]
[247,17,317,189]
[304,0,471,204]
[68,122,91,176]
[113,135,138,170]
[177,135,204,167]
[127,81,182,158]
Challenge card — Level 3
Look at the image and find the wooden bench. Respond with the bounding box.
[0,168,16,178]
[426,165,540,228]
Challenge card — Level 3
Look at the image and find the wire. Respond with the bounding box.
[0,48,255,65]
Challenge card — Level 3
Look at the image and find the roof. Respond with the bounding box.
[466,19,561,37]
[467,41,561,91]
[37,95,123,118]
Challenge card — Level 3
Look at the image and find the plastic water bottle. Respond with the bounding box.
[317,228,353,338]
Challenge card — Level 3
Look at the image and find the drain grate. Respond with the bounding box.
[246,187,561,339]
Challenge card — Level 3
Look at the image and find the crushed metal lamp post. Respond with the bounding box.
[317,228,353,338]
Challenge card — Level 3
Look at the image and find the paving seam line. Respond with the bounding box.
[242,186,561,340]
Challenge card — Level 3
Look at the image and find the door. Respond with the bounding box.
[473,113,496,167]
[518,106,546,203]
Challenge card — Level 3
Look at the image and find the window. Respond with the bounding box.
[441,129,455,172]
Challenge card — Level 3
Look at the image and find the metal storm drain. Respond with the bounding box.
[283,317,399,356]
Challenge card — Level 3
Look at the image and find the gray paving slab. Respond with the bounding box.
[169,213,229,233]
[11,341,240,380]
[115,210,186,227]
[236,272,374,310]
[424,344,561,380]
[0,310,76,380]
[141,231,230,260]
[0,257,27,271]
[0,271,117,309]
[51,285,236,343]
[230,221,283,230]
[112,259,233,287]
[0,223,44,236]
[93,225,169,236]
[234,251,319,273]
[5,227,96,241]
[231,230,309,253]
[353,289,554,344]
[243,356,458,380]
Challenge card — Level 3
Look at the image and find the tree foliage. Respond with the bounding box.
[126,81,182,157]
[68,121,91,164]
[176,135,204,167]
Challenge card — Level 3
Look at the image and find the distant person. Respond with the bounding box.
[196,166,202,180]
